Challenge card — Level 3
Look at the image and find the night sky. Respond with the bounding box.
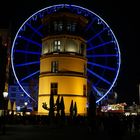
[0,0,139,105]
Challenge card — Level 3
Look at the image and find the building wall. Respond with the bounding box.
[40,55,87,74]
[38,55,87,115]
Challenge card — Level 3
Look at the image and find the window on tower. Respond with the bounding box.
[51,61,58,73]
[71,23,76,32]
[54,21,63,32]
[42,43,49,54]
[66,22,76,32]
[54,21,57,31]
[58,22,63,31]
[65,40,78,53]
[51,83,58,95]
[83,85,87,96]
[53,40,61,52]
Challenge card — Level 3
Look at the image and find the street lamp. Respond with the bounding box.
[3,92,8,98]
[24,102,28,106]
[2,91,8,135]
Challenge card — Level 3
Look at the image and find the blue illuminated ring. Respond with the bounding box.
[11,4,121,103]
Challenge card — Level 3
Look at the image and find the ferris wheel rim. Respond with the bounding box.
[11,3,121,103]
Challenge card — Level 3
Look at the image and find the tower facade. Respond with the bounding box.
[38,10,88,115]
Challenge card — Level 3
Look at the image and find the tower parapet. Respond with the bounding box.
[42,10,88,37]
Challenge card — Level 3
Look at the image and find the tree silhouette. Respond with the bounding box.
[60,96,65,118]
[55,95,61,116]
[70,100,74,118]
[73,102,77,117]
[87,90,96,133]
[48,93,55,118]
[88,90,96,117]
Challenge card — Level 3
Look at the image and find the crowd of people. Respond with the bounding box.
[0,111,140,139]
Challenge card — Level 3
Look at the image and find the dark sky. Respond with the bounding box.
[0,0,139,105]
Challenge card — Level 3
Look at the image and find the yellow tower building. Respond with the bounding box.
[38,10,88,115]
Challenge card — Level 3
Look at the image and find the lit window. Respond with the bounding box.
[53,40,61,52]
[65,40,77,53]
[51,61,58,73]
[42,43,49,54]
[51,83,58,95]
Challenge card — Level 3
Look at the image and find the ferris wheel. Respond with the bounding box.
[11,4,121,104]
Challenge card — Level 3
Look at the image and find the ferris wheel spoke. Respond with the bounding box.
[15,61,40,67]
[92,84,102,97]
[18,36,42,48]
[87,41,114,51]
[86,27,108,43]
[87,79,102,96]
[87,61,116,71]
[87,68,111,85]
[26,23,44,37]
[15,50,41,55]
[20,70,40,82]
[87,54,118,58]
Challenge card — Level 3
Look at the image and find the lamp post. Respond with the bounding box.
[23,102,28,116]
[2,91,8,135]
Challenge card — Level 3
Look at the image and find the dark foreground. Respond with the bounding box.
[0,124,140,140]
[0,114,140,140]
